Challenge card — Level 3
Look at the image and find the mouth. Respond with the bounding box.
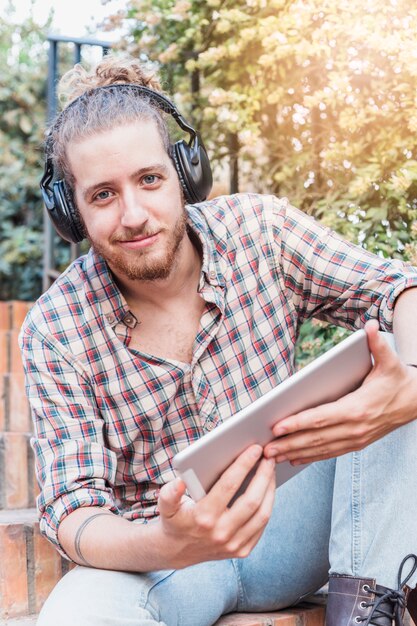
[117,232,160,250]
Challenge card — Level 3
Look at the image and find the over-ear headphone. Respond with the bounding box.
[40,84,213,243]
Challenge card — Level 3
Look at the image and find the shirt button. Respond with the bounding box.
[209,270,216,280]
[106,314,116,324]
[123,313,138,328]
[205,420,215,431]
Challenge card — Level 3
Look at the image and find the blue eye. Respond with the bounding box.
[143,175,158,185]
[95,190,111,201]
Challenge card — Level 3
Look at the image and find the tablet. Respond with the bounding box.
[172,329,395,501]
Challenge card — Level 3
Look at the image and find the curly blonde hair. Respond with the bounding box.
[47,54,170,186]
[58,55,162,105]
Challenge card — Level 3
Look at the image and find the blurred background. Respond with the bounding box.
[1,0,417,359]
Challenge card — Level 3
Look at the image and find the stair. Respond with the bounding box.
[0,301,70,623]
[215,603,325,625]
[0,508,72,621]
[0,603,325,626]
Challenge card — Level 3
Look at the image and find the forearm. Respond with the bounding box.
[393,287,417,365]
[57,506,177,572]
[57,449,276,573]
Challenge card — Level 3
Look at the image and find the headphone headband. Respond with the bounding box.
[41,82,213,243]
[46,84,198,153]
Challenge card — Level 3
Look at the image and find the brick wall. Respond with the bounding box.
[0,301,69,621]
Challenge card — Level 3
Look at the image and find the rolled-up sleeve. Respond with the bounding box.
[273,199,417,330]
[19,327,118,558]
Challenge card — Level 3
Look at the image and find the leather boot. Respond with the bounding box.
[325,554,417,626]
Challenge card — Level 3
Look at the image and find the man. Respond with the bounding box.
[20,55,417,626]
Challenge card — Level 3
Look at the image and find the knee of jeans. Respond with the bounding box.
[142,570,177,623]
[38,565,158,626]
[146,563,238,626]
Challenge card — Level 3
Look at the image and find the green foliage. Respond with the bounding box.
[0,8,48,300]
[295,320,351,368]
[106,0,417,256]
[104,0,417,361]
[2,0,416,364]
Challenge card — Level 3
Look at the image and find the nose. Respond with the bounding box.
[119,187,149,230]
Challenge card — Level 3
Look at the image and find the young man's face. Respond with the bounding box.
[67,120,187,283]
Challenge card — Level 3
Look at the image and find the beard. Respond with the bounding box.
[86,208,189,282]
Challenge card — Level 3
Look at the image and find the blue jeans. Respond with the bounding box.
[38,420,417,626]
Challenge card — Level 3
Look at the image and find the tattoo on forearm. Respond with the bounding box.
[74,513,111,566]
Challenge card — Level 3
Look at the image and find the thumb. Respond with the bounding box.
[158,478,186,519]
[364,320,396,370]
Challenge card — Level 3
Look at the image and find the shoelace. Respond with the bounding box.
[359,554,417,626]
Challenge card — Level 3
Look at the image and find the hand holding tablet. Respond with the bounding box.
[173,328,396,502]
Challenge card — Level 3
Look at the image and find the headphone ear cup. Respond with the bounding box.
[172,139,213,204]
[50,180,86,244]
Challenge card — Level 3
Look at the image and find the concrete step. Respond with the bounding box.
[0,509,70,620]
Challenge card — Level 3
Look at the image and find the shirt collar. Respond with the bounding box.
[186,203,226,289]
[83,250,135,329]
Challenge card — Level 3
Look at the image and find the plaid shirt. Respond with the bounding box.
[20,193,417,555]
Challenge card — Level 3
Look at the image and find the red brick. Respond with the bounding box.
[32,525,63,613]
[0,522,29,619]
[0,331,8,374]
[6,373,31,433]
[297,604,326,626]
[9,331,24,375]
[27,445,37,510]
[0,511,70,619]
[32,470,40,504]
[0,376,5,433]
[0,302,10,331]
[10,301,32,331]
[0,432,30,509]
[214,605,325,626]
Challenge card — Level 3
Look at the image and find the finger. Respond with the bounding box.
[364,320,397,372]
[226,477,277,557]
[271,326,398,441]
[287,438,356,463]
[279,423,390,463]
[290,450,345,465]
[267,424,341,458]
[269,398,347,441]
[289,439,362,464]
[266,422,367,461]
[158,478,186,519]
[225,457,276,527]
[202,444,264,516]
